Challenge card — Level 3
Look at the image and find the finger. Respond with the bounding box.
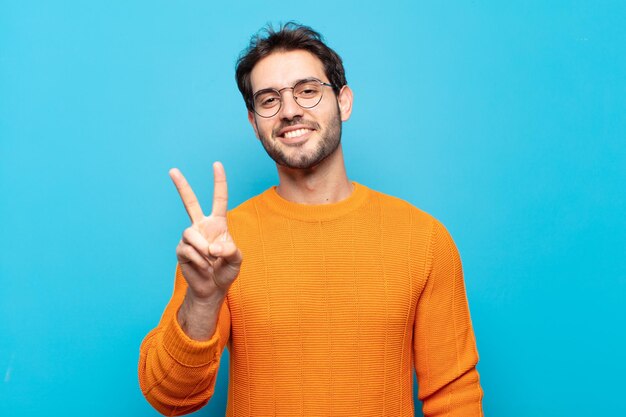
[209,241,242,267]
[182,227,211,258]
[211,161,228,218]
[169,168,204,224]
[177,241,210,270]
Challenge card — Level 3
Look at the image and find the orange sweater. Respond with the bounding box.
[139,182,483,416]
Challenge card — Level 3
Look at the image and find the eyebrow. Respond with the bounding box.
[253,77,322,96]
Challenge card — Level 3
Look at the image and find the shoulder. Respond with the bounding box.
[365,186,463,266]
[364,185,460,251]
[364,185,460,270]
[365,185,439,230]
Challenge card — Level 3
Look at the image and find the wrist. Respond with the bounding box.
[185,286,226,308]
[176,289,225,341]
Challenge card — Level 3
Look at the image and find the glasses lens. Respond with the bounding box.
[294,81,323,108]
[254,90,281,117]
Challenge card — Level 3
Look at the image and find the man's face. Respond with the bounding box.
[247,50,352,170]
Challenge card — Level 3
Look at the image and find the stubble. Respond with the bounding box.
[257,107,342,170]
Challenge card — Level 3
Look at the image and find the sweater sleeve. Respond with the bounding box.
[138,264,231,416]
[413,220,484,417]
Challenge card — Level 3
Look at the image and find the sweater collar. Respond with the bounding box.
[259,181,370,222]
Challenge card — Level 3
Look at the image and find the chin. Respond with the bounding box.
[259,113,343,170]
[276,141,341,170]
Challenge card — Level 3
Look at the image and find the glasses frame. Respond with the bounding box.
[251,78,334,118]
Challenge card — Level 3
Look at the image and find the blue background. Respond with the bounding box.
[1,1,624,416]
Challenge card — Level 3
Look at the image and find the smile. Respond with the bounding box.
[283,128,313,139]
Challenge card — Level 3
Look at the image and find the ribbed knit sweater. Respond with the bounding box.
[139,182,483,417]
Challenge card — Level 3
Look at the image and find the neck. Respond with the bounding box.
[275,145,353,205]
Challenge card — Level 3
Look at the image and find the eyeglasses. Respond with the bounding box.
[251,78,334,118]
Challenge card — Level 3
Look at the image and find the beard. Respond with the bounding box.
[257,108,342,170]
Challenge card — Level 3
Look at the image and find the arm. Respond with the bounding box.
[138,266,231,415]
[138,163,242,415]
[413,220,484,417]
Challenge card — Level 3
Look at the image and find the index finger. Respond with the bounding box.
[211,161,228,218]
[169,168,205,224]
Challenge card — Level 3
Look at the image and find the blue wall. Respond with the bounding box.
[1,1,624,415]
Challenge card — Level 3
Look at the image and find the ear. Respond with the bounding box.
[337,85,353,122]
[247,110,260,139]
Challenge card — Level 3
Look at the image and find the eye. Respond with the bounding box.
[296,84,321,98]
[255,93,280,108]
[262,97,277,106]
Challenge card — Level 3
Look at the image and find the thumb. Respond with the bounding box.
[209,241,243,267]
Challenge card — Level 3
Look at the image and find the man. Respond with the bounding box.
[139,23,484,417]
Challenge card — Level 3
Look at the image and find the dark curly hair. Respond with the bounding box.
[235,22,347,112]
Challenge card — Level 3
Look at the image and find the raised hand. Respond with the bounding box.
[169,162,242,339]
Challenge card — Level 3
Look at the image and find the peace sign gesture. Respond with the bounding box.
[170,162,242,305]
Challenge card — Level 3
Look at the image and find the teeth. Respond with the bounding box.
[284,128,311,139]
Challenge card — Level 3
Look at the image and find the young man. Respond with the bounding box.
[139,23,484,417]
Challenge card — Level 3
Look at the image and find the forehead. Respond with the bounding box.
[250,49,326,91]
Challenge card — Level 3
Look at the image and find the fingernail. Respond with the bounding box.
[209,243,222,254]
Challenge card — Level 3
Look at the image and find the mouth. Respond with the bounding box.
[283,128,313,139]
[276,125,316,144]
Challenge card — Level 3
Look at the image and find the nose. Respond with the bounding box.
[278,90,304,120]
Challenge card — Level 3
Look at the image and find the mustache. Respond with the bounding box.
[272,117,320,136]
